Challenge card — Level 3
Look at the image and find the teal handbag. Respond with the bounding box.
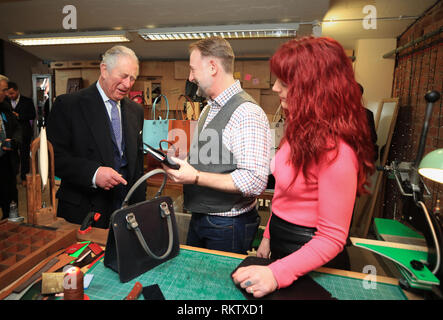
[142,94,173,149]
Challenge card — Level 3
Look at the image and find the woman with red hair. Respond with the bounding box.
[232,37,375,298]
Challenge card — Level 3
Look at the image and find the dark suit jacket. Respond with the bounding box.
[47,82,146,227]
[365,108,379,162]
[13,95,36,140]
[0,101,22,154]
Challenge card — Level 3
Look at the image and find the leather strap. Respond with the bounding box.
[121,169,167,206]
[124,281,143,300]
[125,201,174,260]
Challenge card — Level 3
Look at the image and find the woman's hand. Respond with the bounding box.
[232,265,278,298]
[256,237,271,258]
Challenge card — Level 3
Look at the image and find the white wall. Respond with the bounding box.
[353,38,397,116]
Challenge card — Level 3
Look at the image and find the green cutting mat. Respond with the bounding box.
[86,248,245,300]
[85,248,407,300]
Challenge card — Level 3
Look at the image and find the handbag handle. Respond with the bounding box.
[121,168,167,207]
[152,94,169,120]
[121,168,175,260]
[126,201,174,260]
[159,139,178,157]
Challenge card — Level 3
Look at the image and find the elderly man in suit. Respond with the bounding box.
[7,82,36,186]
[47,45,146,228]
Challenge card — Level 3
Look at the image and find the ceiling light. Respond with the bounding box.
[138,23,299,41]
[8,31,130,46]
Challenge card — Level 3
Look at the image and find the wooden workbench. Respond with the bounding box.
[0,218,421,301]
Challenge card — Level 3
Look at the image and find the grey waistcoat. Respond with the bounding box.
[183,90,256,214]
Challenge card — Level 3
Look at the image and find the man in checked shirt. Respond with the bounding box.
[163,37,271,254]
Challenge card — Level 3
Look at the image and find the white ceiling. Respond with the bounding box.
[0,0,438,61]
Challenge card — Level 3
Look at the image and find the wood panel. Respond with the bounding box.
[242,60,270,89]
[174,61,189,80]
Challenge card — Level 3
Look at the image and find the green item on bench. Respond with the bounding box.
[69,241,90,258]
[353,240,439,289]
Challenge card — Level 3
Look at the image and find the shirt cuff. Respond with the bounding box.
[92,167,99,188]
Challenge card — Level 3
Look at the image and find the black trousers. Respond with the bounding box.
[0,153,18,219]
[269,213,350,270]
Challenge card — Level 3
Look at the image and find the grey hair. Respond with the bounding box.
[101,45,139,71]
[0,74,9,82]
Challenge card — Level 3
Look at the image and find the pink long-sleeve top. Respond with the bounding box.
[264,139,358,288]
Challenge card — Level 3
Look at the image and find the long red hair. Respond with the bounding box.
[270,37,375,195]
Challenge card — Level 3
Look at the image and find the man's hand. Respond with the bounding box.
[162,156,240,193]
[162,157,197,185]
[95,166,127,190]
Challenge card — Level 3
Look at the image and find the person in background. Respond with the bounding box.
[162,36,271,255]
[47,46,146,228]
[0,75,22,219]
[232,37,375,297]
[7,81,36,186]
[357,83,379,162]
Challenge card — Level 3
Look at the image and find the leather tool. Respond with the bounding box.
[78,212,101,235]
[124,281,143,300]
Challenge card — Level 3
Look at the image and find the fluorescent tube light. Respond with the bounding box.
[138,23,299,41]
[9,31,130,46]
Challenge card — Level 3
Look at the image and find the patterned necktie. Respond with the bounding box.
[109,99,122,155]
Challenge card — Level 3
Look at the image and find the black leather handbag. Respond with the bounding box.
[104,169,180,283]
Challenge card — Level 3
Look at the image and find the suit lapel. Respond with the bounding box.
[80,84,114,166]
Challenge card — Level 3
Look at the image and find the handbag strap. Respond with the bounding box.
[125,202,174,260]
[152,94,169,120]
[121,169,167,207]
[159,139,177,155]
